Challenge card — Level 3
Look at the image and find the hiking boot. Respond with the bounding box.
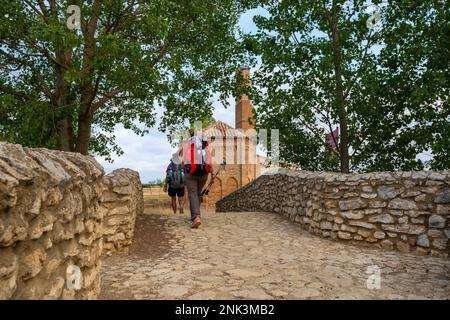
[179,207,184,215]
[191,216,201,229]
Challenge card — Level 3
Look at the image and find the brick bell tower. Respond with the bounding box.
[201,67,261,212]
[235,67,255,130]
[235,67,259,189]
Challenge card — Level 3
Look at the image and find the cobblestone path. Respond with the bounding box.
[100,212,449,300]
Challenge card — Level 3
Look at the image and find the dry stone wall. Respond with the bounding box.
[0,142,144,299]
[101,169,144,254]
[217,169,450,257]
[0,142,105,299]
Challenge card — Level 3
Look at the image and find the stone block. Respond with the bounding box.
[338,231,352,240]
[44,277,65,299]
[429,215,446,228]
[357,229,371,238]
[398,216,408,224]
[368,200,387,208]
[20,247,46,280]
[434,190,450,204]
[334,216,344,224]
[377,185,401,199]
[388,198,417,210]
[373,231,386,239]
[369,214,394,224]
[341,224,357,233]
[349,221,374,229]
[339,199,366,210]
[380,240,394,250]
[340,210,365,220]
[432,238,447,250]
[436,205,450,214]
[320,221,333,230]
[417,234,429,248]
[396,241,410,252]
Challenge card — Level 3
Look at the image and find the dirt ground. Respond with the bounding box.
[98,213,180,299]
[143,187,216,215]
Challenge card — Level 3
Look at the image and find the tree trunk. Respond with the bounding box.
[75,112,93,155]
[55,117,73,151]
[74,3,100,155]
[53,10,74,152]
[330,1,350,173]
[75,80,95,155]
[54,55,74,151]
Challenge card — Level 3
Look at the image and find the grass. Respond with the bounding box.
[142,187,216,215]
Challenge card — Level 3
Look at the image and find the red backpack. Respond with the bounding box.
[184,137,212,175]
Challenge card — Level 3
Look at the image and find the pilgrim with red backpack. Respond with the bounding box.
[183,128,213,228]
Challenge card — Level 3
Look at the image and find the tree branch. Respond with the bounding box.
[0,48,53,99]
[22,0,45,18]
[91,88,127,111]
[21,37,70,69]
[343,29,374,100]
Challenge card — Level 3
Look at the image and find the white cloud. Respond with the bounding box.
[96,122,176,183]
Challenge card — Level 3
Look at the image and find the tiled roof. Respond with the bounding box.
[203,121,246,138]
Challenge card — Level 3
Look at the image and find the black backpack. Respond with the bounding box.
[168,162,184,188]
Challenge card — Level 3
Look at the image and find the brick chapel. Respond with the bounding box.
[201,67,265,210]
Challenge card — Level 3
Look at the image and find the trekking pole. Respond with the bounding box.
[200,160,226,202]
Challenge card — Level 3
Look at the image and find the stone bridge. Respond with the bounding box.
[1,143,449,300]
[100,212,449,299]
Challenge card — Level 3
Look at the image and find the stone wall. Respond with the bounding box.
[0,143,105,299]
[100,169,144,254]
[217,169,450,257]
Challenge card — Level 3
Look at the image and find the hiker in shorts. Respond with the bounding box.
[183,128,213,228]
[163,153,185,214]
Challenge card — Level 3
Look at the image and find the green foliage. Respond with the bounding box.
[2,1,447,171]
[0,0,253,159]
[364,0,450,171]
[0,96,58,148]
[248,0,449,172]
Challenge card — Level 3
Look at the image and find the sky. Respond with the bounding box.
[96,8,268,183]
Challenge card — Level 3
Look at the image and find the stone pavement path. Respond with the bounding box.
[100,212,449,300]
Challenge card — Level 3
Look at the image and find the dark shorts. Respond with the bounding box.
[168,187,185,197]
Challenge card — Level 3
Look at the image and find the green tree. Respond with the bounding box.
[247,0,449,172]
[357,0,450,171]
[0,0,252,159]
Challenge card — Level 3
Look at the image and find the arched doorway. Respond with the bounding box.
[225,177,238,196]
[209,177,223,200]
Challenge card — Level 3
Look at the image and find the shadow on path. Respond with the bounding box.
[99,213,179,299]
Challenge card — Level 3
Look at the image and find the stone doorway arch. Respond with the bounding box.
[225,177,239,196]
